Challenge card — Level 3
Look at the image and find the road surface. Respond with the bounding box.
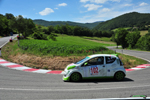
[0,37,150,100]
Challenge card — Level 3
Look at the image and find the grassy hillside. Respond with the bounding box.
[33,19,102,29]
[94,12,150,30]
[1,35,147,70]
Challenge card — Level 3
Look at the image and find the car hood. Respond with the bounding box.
[65,63,77,71]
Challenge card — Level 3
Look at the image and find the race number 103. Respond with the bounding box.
[90,66,98,75]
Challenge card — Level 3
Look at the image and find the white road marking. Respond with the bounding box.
[0,84,150,91]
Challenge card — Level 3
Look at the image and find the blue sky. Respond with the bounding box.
[0,0,150,23]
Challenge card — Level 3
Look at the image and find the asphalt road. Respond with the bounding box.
[0,37,150,100]
[0,34,18,48]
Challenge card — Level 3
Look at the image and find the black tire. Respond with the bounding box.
[70,72,82,82]
[114,71,125,81]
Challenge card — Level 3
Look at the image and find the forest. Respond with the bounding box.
[94,12,150,31]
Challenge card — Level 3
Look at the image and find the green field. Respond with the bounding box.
[18,35,115,56]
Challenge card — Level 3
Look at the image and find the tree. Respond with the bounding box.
[126,31,141,49]
[23,18,36,37]
[47,26,55,34]
[114,28,129,49]
[0,15,9,36]
[5,13,15,19]
[136,35,150,51]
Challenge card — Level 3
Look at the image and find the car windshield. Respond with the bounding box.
[75,56,90,64]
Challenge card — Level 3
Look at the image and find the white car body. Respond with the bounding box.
[63,54,126,82]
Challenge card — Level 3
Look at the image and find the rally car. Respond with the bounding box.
[63,54,126,82]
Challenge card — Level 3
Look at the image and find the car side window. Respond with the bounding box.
[82,57,104,66]
[106,56,116,64]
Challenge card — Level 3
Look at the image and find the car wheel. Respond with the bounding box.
[114,71,125,81]
[70,72,81,82]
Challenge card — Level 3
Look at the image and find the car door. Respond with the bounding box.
[81,56,107,78]
[105,56,117,76]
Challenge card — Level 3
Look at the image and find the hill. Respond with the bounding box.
[94,12,150,30]
[33,19,102,29]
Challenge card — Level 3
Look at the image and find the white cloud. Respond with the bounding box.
[92,0,108,4]
[39,8,54,16]
[80,0,108,4]
[58,3,67,7]
[84,4,102,11]
[111,0,120,2]
[54,8,58,10]
[102,8,111,12]
[80,0,89,3]
[124,4,132,6]
[139,2,148,6]
[80,0,120,4]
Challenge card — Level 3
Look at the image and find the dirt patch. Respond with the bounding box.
[9,54,85,70]
[86,39,116,44]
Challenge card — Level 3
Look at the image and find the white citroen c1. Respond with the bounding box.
[63,54,126,82]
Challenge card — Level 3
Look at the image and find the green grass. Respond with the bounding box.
[18,35,115,56]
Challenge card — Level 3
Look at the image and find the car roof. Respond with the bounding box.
[88,54,118,58]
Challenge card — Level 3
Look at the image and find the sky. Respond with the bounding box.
[0,0,150,23]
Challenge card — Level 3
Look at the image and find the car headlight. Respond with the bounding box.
[64,71,70,77]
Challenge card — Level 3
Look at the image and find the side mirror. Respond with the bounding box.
[84,62,88,66]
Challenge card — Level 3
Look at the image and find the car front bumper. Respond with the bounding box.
[63,76,70,81]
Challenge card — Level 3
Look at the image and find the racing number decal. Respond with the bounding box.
[90,66,99,75]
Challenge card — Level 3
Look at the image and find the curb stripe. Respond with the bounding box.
[6,65,24,68]
[0,61,10,64]
[0,58,150,74]
[131,68,143,70]
[0,63,17,66]
[12,67,32,70]
[125,69,135,71]
[23,68,39,72]
[47,71,63,74]
[0,60,6,61]
[135,66,146,68]
[33,69,51,73]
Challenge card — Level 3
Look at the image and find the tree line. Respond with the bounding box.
[0,13,114,39]
[112,28,150,51]
[0,13,35,38]
[33,19,102,29]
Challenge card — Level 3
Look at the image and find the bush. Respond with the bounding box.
[32,32,48,40]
